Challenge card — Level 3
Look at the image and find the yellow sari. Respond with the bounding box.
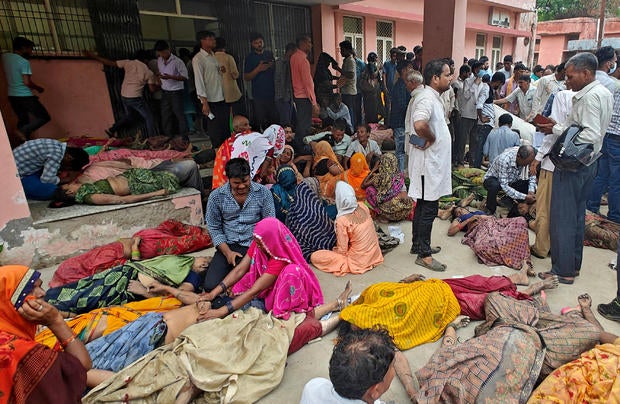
[340,279,460,350]
[36,296,181,349]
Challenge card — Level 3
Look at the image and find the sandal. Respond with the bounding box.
[410,246,441,255]
[415,257,447,272]
[538,271,574,285]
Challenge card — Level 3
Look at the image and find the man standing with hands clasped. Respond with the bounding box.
[407,59,453,271]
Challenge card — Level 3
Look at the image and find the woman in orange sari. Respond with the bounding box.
[0,265,91,403]
[311,140,344,202]
[344,152,370,200]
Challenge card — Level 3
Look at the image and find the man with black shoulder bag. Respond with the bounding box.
[537,53,613,285]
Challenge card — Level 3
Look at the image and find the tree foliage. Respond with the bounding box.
[537,0,620,21]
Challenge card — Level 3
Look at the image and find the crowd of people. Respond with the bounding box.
[2,28,620,402]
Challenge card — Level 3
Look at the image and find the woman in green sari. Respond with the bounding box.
[44,255,210,316]
[52,168,180,206]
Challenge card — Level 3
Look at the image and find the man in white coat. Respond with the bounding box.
[407,59,453,271]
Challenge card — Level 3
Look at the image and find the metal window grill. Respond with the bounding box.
[0,0,96,56]
[376,20,393,62]
[376,20,392,38]
[343,16,362,34]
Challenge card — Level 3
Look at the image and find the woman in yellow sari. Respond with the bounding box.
[311,140,344,202]
[344,152,370,200]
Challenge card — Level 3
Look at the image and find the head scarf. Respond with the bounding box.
[1,266,40,340]
[313,140,341,168]
[335,181,358,218]
[368,153,404,202]
[345,152,370,200]
[231,217,324,318]
[231,125,285,179]
[271,165,298,222]
[0,266,47,401]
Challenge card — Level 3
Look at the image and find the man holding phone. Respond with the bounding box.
[406,59,453,272]
[244,32,277,131]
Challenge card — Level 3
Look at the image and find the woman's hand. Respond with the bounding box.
[18,298,63,327]
[197,306,227,322]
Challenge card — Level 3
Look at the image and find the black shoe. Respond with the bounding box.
[597,298,620,322]
[410,246,441,255]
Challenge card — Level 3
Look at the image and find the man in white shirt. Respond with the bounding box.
[587,46,620,222]
[300,328,396,404]
[530,88,574,259]
[339,40,358,129]
[407,59,453,271]
[193,30,227,148]
[538,53,613,284]
[531,62,566,117]
[494,74,536,122]
[344,123,381,168]
[460,62,483,166]
[452,64,471,165]
[155,40,189,135]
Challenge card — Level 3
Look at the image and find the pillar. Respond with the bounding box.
[422,0,467,69]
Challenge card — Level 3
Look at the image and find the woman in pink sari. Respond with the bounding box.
[199,217,324,320]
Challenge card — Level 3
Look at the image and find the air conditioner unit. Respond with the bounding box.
[489,7,511,28]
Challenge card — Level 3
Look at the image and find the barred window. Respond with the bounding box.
[491,35,502,68]
[343,15,363,57]
[376,20,393,62]
[475,33,486,60]
[0,0,95,56]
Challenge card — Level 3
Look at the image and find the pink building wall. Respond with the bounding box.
[0,113,30,230]
[0,59,114,141]
[316,0,535,68]
[536,17,620,67]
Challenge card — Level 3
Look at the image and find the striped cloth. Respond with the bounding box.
[285,180,336,261]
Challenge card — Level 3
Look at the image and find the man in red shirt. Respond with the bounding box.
[290,34,320,146]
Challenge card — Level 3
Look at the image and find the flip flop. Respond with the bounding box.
[410,246,441,255]
[415,257,446,272]
[538,271,574,285]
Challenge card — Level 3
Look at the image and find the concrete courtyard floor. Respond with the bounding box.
[36,216,620,403]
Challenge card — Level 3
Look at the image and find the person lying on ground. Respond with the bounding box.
[337,265,558,350]
[44,255,211,316]
[51,167,179,206]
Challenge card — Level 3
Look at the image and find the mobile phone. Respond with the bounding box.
[409,135,426,148]
[208,112,215,120]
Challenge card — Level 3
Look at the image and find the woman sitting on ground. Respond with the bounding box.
[311,181,383,276]
[276,145,304,183]
[344,152,370,200]
[0,265,91,401]
[231,124,285,187]
[52,167,179,206]
[45,255,211,316]
[339,266,557,350]
[311,140,344,202]
[271,165,298,223]
[285,177,336,261]
[362,153,414,222]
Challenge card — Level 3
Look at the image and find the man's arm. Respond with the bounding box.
[84,50,117,68]
[161,58,188,81]
[394,350,418,401]
[494,88,518,105]
[40,151,64,185]
[22,75,44,93]
[205,192,227,248]
[412,96,435,145]
[192,57,211,116]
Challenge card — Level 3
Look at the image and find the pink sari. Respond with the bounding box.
[231,218,324,319]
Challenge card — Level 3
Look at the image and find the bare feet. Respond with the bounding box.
[437,208,454,221]
[448,315,471,330]
[577,293,604,331]
[522,276,559,296]
[337,280,353,311]
[578,293,592,310]
[399,274,426,283]
[508,261,530,286]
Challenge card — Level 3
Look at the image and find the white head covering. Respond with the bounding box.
[335,181,358,218]
[231,125,286,178]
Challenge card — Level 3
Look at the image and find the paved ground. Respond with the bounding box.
[37,215,620,403]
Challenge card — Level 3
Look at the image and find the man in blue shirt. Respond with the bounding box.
[2,36,50,141]
[204,158,275,291]
[483,113,521,163]
[382,48,401,126]
[243,32,277,131]
[389,62,413,172]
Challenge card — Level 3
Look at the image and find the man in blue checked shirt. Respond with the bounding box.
[12,139,89,200]
[203,158,275,292]
[483,145,537,216]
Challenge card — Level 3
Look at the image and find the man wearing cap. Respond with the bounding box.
[2,36,50,141]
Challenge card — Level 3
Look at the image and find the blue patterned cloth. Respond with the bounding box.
[86,312,167,372]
